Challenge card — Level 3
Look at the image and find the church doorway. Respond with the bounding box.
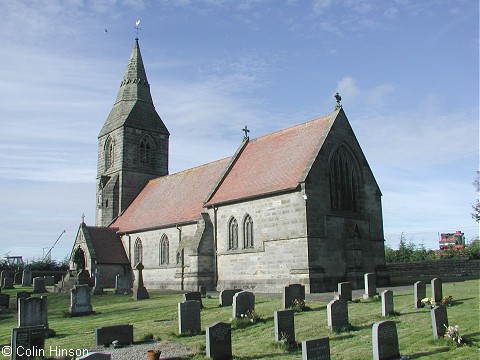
[73,247,86,271]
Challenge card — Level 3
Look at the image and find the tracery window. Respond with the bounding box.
[134,238,143,266]
[160,235,169,265]
[139,136,154,166]
[104,136,114,170]
[243,214,254,248]
[329,145,359,211]
[228,217,238,250]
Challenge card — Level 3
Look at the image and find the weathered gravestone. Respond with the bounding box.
[11,325,46,360]
[301,337,330,360]
[274,309,295,343]
[95,324,133,346]
[431,278,443,303]
[178,300,201,335]
[0,270,10,287]
[184,291,203,309]
[32,277,47,293]
[18,296,48,328]
[43,276,55,286]
[206,322,232,360]
[413,281,426,308]
[199,285,207,298]
[431,305,448,340]
[22,268,33,286]
[363,273,377,299]
[78,352,112,360]
[219,289,242,306]
[372,320,400,360]
[14,271,22,285]
[70,284,93,315]
[77,269,90,285]
[327,299,350,332]
[282,284,306,309]
[232,291,255,319]
[2,277,14,289]
[92,270,104,295]
[0,293,10,309]
[114,274,132,294]
[16,292,32,310]
[381,290,394,317]
[132,262,149,300]
[336,282,352,301]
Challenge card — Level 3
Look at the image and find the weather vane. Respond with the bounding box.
[135,19,141,39]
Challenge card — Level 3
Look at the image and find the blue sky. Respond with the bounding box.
[0,0,478,261]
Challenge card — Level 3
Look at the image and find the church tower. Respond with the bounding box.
[96,39,169,227]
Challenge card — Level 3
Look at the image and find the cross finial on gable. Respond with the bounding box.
[242,125,250,140]
[81,213,85,224]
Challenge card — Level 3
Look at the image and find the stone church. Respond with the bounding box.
[68,39,389,293]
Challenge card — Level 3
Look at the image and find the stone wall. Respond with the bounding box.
[386,259,480,279]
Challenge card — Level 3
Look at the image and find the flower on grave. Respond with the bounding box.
[246,309,259,323]
[441,296,453,306]
[291,298,306,311]
[444,325,465,346]
[421,297,436,308]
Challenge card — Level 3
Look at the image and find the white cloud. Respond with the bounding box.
[335,77,395,108]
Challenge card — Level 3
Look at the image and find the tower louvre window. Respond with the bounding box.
[104,136,114,170]
[139,136,155,166]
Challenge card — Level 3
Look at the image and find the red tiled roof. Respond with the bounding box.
[85,226,129,264]
[112,158,231,233]
[206,113,336,206]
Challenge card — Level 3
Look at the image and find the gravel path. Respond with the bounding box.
[87,340,195,359]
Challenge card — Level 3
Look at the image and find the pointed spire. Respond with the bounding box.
[114,39,153,105]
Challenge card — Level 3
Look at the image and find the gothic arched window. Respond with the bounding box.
[329,145,359,211]
[160,235,169,265]
[228,217,238,250]
[134,238,143,266]
[104,136,114,170]
[139,136,155,166]
[243,214,254,248]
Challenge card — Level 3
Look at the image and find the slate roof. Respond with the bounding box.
[84,225,129,264]
[205,112,336,206]
[112,157,231,233]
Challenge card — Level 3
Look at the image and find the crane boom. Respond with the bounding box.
[43,230,66,261]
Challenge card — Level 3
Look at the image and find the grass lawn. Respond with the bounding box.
[0,279,478,359]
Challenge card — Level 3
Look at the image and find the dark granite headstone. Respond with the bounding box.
[178,300,201,335]
[14,271,22,285]
[199,285,207,297]
[32,277,47,293]
[183,291,203,309]
[95,324,133,346]
[219,289,242,306]
[431,305,448,340]
[372,320,400,360]
[301,337,330,360]
[206,322,232,360]
[336,282,352,301]
[114,274,132,295]
[274,309,295,343]
[282,284,306,309]
[16,292,32,310]
[11,325,46,360]
[43,276,55,286]
[232,291,255,319]
[0,293,10,309]
[431,278,443,303]
[3,277,14,289]
[327,299,350,332]
[22,268,32,286]
[413,281,426,308]
[381,290,394,317]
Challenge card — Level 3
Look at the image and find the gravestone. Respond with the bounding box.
[431,278,443,303]
[372,320,400,360]
[199,285,207,298]
[232,291,255,319]
[18,296,48,328]
[43,276,55,286]
[301,337,330,360]
[11,325,46,360]
[70,284,93,315]
[282,283,306,309]
[92,271,104,295]
[363,273,377,299]
[274,309,295,343]
[206,322,232,360]
[327,299,350,332]
[114,274,132,294]
[336,282,352,301]
[77,269,90,285]
[132,263,149,300]
[16,292,32,310]
[178,300,201,335]
[413,281,426,308]
[219,289,242,306]
[32,277,47,293]
[183,291,203,309]
[381,290,394,317]
[95,324,133,346]
[22,268,33,286]
[14,271,22,285]
[431,305,448,340]
[3,277,14,289]
[0,293,10,309]
[79,353,112,359]
[0,271,10,287]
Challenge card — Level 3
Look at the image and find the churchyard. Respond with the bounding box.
[0,279,478,359]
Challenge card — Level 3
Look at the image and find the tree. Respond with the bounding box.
[472,171,480,222]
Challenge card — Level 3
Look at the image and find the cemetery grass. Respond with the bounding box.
[0,280,477,359]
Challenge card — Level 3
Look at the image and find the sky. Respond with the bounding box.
[0,0,478,262]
